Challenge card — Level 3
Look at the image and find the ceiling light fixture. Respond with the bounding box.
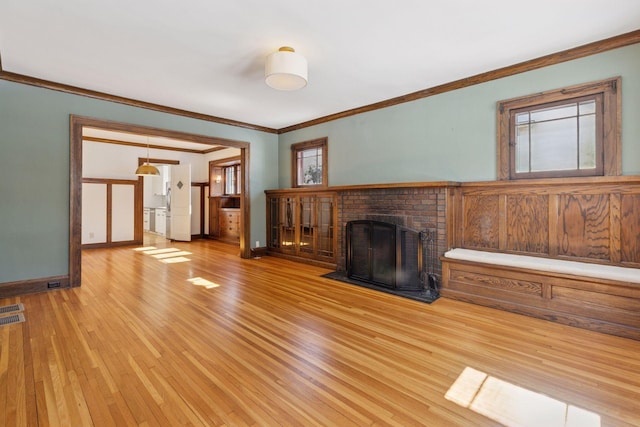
[265,46,308,91]
[135,137,160,176]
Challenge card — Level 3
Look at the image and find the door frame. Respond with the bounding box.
[70,115,251,287]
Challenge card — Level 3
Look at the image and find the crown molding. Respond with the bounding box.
[278,28,640,133]
[2,29,639,135]
[0,67,278,134]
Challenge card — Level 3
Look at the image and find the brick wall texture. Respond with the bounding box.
[336,187,448,279]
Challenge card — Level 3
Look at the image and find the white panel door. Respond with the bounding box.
[169,164,192,241]
[111,184,135,242]
[190,186,201,235]
[82,183,107,244]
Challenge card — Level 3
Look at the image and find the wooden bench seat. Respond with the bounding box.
[441,249,640,340]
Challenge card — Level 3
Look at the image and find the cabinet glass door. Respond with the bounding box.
[317,196,334,259]
[268,197,280,248]
[280,197,296,253]
[299,196,315,255]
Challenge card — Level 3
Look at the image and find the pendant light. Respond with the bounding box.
[265,46,308,91]
[135,137,160,176]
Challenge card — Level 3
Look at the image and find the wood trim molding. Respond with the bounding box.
[210,155,242,166]
[278,29,640,133]
[291,137,328,188]
[76,116,250,149]
[265,180,460,195]
[496,76,620,180]
[83,135,227,155]
[0,69,277,134]
[138,158,180,166]
[0,275,70,298]
[3,31,638,135]
[240,147,251,258]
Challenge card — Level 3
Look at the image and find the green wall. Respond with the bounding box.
[2,42,639,284]
[278,43,640,186]
[0,80,278,283]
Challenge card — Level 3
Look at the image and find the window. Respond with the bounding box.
[209,156,241,197]
[224,164,241,195]
[497,77,620,180]
[292,137,328,187]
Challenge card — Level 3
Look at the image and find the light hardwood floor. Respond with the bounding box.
[1,239,639,426]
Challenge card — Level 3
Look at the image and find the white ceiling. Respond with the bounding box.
[1,0,639,130]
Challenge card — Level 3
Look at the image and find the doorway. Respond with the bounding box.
[70,115,251,287]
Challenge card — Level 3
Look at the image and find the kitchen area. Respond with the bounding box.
[143,165,170,238]
[81,128,243,249]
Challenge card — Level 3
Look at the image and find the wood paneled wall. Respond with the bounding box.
[448,176,640,268]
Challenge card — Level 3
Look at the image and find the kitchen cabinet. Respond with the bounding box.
[143,208,151,232]
[266,191,337,264]
[154,208,166,236]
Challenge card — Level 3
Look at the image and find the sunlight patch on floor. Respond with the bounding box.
[152,251,192,259]
[445,367,600,427]
[187,277,220,289]
[143,248,182,255]
[160,256,190,264]
[135,246,192,263]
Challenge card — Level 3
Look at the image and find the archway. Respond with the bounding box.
[69,115,251,287]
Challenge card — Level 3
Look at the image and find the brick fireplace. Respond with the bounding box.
[335,184,450,282]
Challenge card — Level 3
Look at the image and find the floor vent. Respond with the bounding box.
[0,313,25,327]
[0,303,24,315]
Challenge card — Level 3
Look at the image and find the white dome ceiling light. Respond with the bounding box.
[265,46,308,91]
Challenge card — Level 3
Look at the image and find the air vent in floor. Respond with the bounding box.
[0,303,24,315]
[0,313,25,327]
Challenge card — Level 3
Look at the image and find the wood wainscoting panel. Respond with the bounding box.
[441,256,640,340]
[462,195,499,250]
[506,194,548,254]
[556,194,610,261]
[449,267,544,297]
[551,285,640,328]
[453,176,640,267]
[621,193,640,264]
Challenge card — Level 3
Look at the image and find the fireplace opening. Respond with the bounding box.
[346,220,422,291]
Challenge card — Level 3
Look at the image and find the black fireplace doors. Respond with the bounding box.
[346,220,422,291]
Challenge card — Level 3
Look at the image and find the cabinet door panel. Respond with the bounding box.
[279,197,297,253]
[266,193,336,263]
[299,197,315,255]
[317,196,335,259]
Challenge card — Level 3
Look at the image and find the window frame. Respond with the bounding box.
[209,155,241,197]
[497,77,621,180]
[223,164,241,195]
[291,137,328,188]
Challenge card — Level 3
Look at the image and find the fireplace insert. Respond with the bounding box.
[346,220,422,291]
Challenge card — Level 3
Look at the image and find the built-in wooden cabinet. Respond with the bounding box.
[209,196,240,243]
[266,190,337,265]
[220,208,241,242]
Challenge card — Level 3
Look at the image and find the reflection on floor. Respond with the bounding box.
[143,232,169,246]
